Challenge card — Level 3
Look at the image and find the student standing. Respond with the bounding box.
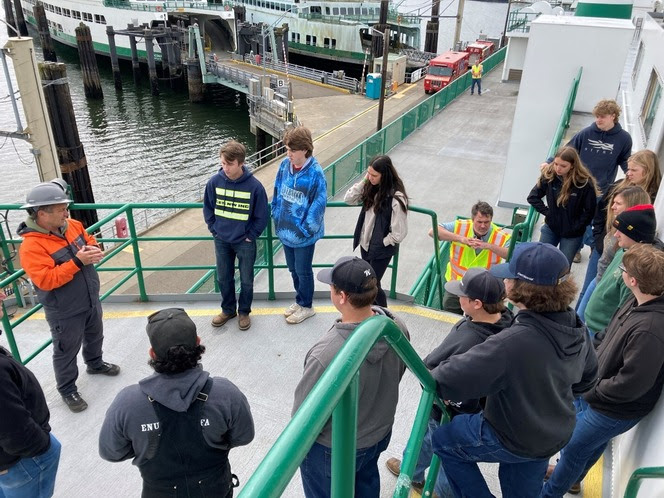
[344,155,408,307]
[272,127,327,324]
[528,146,599,265]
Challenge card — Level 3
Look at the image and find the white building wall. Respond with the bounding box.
[501,35,529,82]
[498,16,633,207]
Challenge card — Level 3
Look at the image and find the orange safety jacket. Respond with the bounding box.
[18,218,100,319]
[444,219,510,282]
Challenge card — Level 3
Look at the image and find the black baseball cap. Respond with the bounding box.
[146,308,197,359]
[317,256,377,294]
[444,267,505,304]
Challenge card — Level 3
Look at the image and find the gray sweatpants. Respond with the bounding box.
[46,302,104,396]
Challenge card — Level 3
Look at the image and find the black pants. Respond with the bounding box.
[360,248,393,307]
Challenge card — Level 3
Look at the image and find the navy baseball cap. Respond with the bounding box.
[444,267,505,304]
[490,242,570,286]
[317,256,376,294]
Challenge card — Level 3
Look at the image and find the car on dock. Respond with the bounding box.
[423,51,470,94]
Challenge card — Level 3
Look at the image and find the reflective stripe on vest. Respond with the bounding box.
[214,187,251,221]
[445,220,510,281]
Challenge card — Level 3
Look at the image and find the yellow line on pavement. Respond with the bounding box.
[584,456,603,498]
[25,304,459,323]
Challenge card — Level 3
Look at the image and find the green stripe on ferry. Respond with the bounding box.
[574,1,632,19]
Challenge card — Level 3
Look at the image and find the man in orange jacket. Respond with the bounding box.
[18,179,119,413]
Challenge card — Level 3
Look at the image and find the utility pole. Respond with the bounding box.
[424,0,440,53]
[3,37,61,181]
[376,28,390,131]
[453,0,466,50]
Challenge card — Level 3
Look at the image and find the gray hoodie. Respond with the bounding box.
[99,366,254,466]
[292,307,410,448]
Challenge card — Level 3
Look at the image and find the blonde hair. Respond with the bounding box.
[593,99,621,123]
[539,146,600,207]
[604,186,651,234]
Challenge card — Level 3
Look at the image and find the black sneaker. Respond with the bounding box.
[63,392,88,412]
[86,362,120,376]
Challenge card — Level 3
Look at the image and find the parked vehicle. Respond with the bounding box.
[423,51,470,94]
[465,40,496,63]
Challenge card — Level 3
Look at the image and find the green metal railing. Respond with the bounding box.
[624,467,664,497]
[237,315,449,498]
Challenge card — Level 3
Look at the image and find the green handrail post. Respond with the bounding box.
[624,466,664,497]
[266,219,276,300]
[331,373,359,497]
[0,223,24,308]
[389,249,399,299]
[125,208,148,301]
[1,307,20,362]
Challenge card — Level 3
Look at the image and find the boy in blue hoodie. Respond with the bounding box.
[203,141,268,331]
[272,126,327,324]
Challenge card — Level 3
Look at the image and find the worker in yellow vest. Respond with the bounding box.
[428,201,510,314]
[470,58,483,96]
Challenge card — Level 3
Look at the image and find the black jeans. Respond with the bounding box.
[360,248,392,307]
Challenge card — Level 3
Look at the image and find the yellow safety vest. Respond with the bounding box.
[444,219,511,282]
[471,64,483,79]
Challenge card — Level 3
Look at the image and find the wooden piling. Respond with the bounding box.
[75,23,103,98]
[106,26,122,91]
[13,0,28,36]
[128,28,141,85]
[144,29,159,96]
[38,61,99,229]
[33,3,57,62]
[156,34,171,80]
[186,58,203,102]
[3,0,16,37]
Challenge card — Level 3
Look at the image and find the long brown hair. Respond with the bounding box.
[539,146,600,206]
[604,186,651,234]
[361,155,408,213]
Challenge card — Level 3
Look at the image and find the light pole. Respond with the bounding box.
[376,27,390,132]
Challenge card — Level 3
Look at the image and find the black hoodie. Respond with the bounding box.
[434,308,598,458]
[428,308,514,417]
[0,346,52,471]
[585,295,664,420]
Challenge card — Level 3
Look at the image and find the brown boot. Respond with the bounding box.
[238,314,251,330]
[385,457,401,476]
[211,311,237,327]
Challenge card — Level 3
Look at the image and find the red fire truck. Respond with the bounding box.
[465,40,496,63]
[423,51,470,94]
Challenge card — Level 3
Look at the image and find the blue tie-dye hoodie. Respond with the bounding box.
[271,156,327,248]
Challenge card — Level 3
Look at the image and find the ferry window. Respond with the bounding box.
[362,8,368,15]
[333,7,338,15]
[57,23,63,32]
[312,36,316,45]
[632,42,644,87]
[641,69,662,139]
[94,14,107,24]
[306,35,311,45]
[324,37,330,48]
[325,7,330,14]
[72,10,81,19]
[63,8,70,16]
[340,7,346,15]
[54,6,61,15]
[311,6,321,14]
[269,2,275,9]
[355,7,360,15]
[82,12,93,22]
[331,38,336,48]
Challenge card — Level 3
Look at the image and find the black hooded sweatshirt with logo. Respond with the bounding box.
[434,308,598,458]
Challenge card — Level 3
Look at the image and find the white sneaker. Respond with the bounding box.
[284,303,301,317]
[286,306,316,324]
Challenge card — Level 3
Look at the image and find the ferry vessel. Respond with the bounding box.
[18,0,422,66]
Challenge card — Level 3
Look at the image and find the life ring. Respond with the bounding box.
[156,5,162,11]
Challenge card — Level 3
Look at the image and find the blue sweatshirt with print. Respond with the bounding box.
[271,156,327,248]
[203,166,269,244]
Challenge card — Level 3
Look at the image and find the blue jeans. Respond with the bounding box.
[406,417,454,498]
[540,399,640,497]
[214,237,257,315]
[0,434,61,498]
[576,249,601,310]
[470,79,481,94]
[300,432,391,498]
[284,243,316,308]
[432,413,549,498]
[576,278,597,324]
[539,224,583,266]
